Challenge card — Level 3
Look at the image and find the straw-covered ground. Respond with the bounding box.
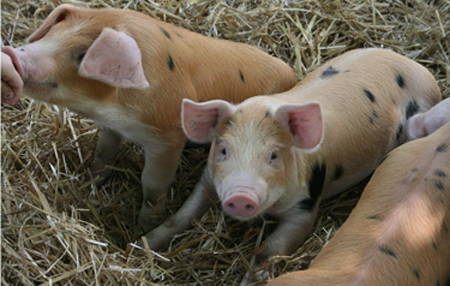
[1,0,449,285]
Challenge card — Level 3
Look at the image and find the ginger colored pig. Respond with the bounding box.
[143,48,441,283]
[1,4,297,232]
[267,121,450,286]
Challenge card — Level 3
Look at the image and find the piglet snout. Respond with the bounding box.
[222,190,259,218]
[2,46,24,78]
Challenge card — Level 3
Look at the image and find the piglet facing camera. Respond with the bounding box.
[1,4,297,234]
[144,48,441,284]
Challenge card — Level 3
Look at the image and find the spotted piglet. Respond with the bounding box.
[1,4,297,233]
[266,120,450,286]
[143,48,441,282]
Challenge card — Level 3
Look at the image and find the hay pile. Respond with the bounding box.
[2,0,449,285]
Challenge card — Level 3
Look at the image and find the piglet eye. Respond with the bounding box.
[270,152,278,160]
[72,47,88,65]
[221,148,227,156]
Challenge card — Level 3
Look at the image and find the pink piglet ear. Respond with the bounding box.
[28,4,81,43]
[274,101,323,150]
[79,28,149,89]
[182,99,236,143]
[408,113,426,140]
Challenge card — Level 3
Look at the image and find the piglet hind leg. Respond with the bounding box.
[241,206,317,285]
[90,127,123,186]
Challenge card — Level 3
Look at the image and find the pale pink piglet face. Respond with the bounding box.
[182,98,324,220]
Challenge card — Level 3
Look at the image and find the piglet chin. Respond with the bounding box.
[222,188,260,219]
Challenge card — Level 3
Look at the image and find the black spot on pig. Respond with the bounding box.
[396,124,404,142]
[321,66,339,78]
[333,164,344,181]
[406,99,419,119]
[239,69,245,83]
[364,89,376,103]
[436,143,448,153]
[159,27,172,39]
[378,245,397,258]
[167,54,175,71]
[432,241,437,251]
[434,180,445,192]
[367,214,383,220]
[308,163,327,203]
[442,222,449,234]
[434,169,447,178]
[413,269,420,280]
[396,74,405,88]
[298,197,315,211]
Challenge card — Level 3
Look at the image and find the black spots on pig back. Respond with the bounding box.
[308,163,327,203]
[433,169,447,178]
[239,69,245,83]
[405,98,419,119]
[321,66,340,79]
[396,73,406,89]
[378,245,397,258]
[436,143,448,153]
[159,27,172,40]
[363,89,376,103]
[166,53,175,71]
[396,123,404,142]
[367,214,383,220]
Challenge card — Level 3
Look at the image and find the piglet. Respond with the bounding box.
[143,48,441,283]
[408,97,450,140]
[266,120,450,286]
[1,4,297,233]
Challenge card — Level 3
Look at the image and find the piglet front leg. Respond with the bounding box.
[140,169,216,250]
[241,204,317,285]
[90,127,123,186]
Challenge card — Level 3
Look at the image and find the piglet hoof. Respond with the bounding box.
[136,224,173,253]
[136,196,168,235]
[240,269,269,286]
[87,159,114,187]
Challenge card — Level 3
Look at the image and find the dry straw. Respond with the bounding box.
[1,0,449,285]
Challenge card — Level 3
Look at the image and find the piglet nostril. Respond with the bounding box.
[228,203,236,209]
[245,204,254,211]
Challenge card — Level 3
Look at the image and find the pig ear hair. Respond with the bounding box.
[274,101,323,150]
[182,99,236,143]
[79,28,149,89]
[28,4,81,43]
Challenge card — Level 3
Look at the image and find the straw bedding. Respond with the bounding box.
[1,0,449,285]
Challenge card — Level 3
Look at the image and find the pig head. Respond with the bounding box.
[1,4,297,234]
[182,98,323,221]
